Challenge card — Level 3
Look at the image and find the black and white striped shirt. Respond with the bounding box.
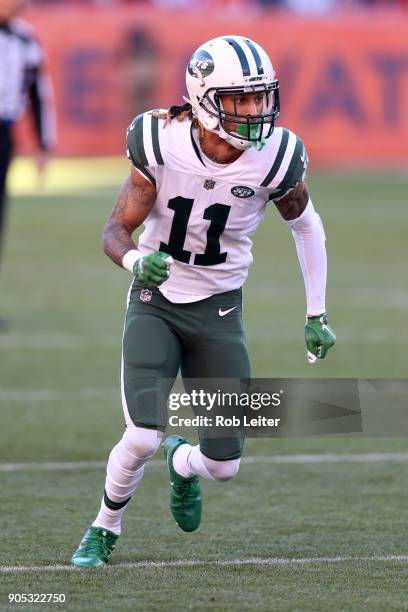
[0,18,55,149]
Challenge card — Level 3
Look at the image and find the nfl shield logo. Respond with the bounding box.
[203,179,216,190]
[140,289,152,303]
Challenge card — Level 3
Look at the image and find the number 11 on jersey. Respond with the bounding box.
[159,196,231,266]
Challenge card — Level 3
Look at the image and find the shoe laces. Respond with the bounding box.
[83,532,115,557]
[173,477,198,501]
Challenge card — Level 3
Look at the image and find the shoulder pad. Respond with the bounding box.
[126,110,166,165]
[12,18,36,40]
[261,128,308,199]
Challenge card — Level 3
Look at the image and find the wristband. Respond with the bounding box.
[122,249,143,273]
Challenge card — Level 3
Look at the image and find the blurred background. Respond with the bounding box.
[14,0,408,167]
[2,0,407,401]
[2,0,407,448]
[2,2,408,605]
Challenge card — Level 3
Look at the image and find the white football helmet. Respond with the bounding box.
[185,35,280,150]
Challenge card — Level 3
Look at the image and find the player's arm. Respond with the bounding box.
[102,167,172,286]
[273,180,309,221]
[26,40,56,179]
[274,181,336,363]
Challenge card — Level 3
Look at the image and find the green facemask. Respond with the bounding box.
[235,123,266,151]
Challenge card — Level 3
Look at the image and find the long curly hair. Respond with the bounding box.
[150,103,199,128]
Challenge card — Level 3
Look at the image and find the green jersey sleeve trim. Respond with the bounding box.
[151,113,164,166]
[133,114,149,167]
[260,128,289,188]
[275,136,307,195]
[126,148,156,186]
[267,136,308,201]
[126,111,165,185]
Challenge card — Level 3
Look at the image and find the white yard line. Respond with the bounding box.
[2,452,408,574]
[2,556,408,573]
[244,452,408,464]
[2,453,408,472]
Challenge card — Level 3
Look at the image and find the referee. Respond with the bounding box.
[0,0,55,324]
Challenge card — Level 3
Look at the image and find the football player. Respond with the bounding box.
[0,0,55,329]
[72,35,336,567]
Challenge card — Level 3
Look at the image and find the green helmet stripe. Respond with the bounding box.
[223,36,250,77]
[242,38,264,75]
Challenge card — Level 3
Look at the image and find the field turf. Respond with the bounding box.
[0,160,407,610]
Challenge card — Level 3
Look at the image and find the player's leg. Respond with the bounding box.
[163,289,249,531]
[71,424,164,569]
[94,309,181,533]
[72,291,181,566]
[177,288,249,480]
[176,354,249,481]
[92,426,163,536]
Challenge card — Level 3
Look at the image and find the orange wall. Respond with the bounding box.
[17,6,408,168]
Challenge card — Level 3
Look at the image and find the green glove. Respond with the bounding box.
[133,251,173,286]
[305,314,336,364]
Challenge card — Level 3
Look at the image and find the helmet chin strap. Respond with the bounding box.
[215,98,252,150]
[217,125,252,151]
[218,123,267,151]
[182,96,265,151]
[216,97,267,151]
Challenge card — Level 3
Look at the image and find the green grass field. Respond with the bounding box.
[1,161,407,610]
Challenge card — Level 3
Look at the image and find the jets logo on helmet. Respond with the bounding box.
[188,50,215,79]
[185,35,280,151]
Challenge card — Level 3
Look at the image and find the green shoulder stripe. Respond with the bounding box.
[133,114,149,167]
[126,111,164,171]
[260,129,289,188]
[275,137,307,196]
[129,157,156,186]
[150,113,164,166]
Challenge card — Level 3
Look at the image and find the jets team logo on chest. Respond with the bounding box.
[231,185,255,198]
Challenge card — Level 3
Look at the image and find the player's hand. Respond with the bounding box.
[305,314,336,364]
[133,251,173,286]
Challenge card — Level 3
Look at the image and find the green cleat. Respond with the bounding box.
[71,526,119,568]
[162,435,202,533]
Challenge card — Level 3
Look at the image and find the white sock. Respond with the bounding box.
[173,444,215,480]
[173,444,240,481]
[172,443,194,479]
[93,465,145,535]
[93,426,162,535]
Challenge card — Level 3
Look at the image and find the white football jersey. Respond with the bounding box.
[126,111,307,303]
